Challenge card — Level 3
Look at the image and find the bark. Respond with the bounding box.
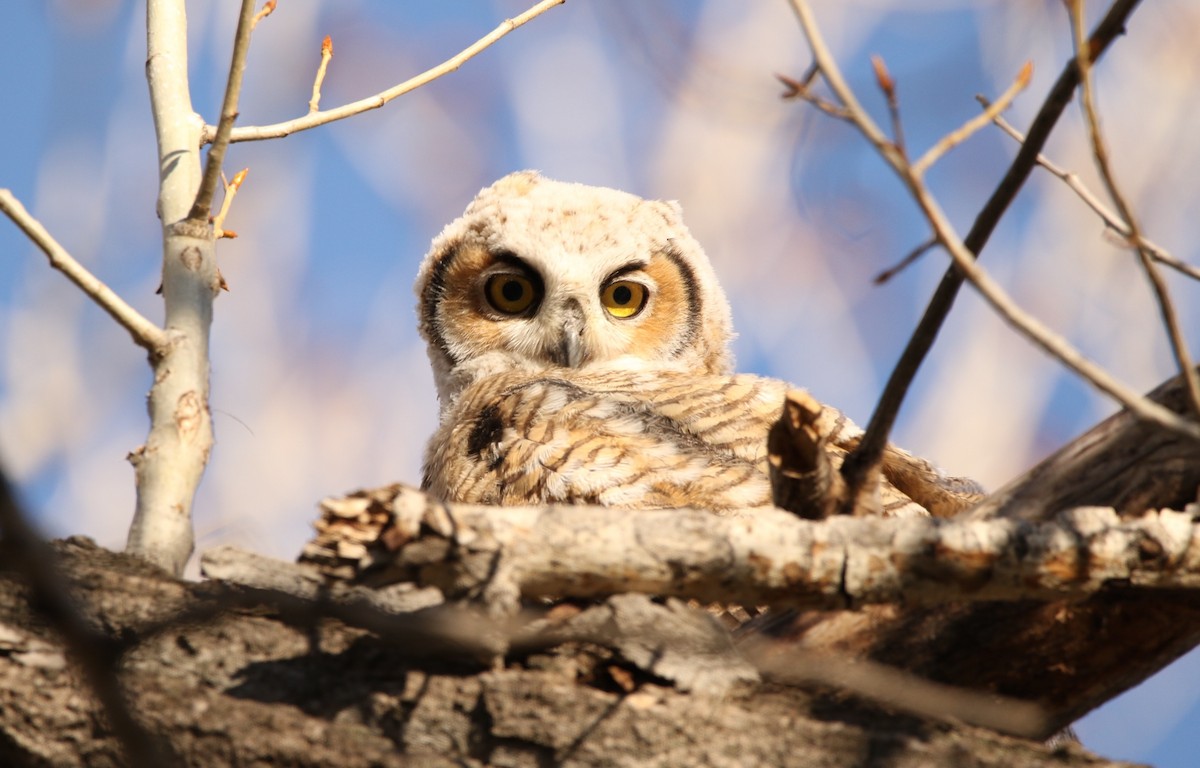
[771,370,1200,738]
[292,489,1200,612]
[768,389,846,518]
[0,539,1140,768]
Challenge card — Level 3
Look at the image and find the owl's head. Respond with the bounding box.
[416,171,734,402]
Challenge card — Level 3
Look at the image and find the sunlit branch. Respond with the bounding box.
[208,0,566,144]
[1067,0,1200,419]
[0,190,165,351]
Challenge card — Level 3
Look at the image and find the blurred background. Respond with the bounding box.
[2,1,1198,763]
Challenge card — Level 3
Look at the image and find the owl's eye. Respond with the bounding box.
[601,280,648,319]
[485,273,539,315]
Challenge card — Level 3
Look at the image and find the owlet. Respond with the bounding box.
[416,171,976,517]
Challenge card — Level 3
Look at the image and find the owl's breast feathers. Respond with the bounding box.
[423,368,772,510]
[421,368,973,517]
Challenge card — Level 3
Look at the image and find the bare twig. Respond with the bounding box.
[910,61,1032,177]
[784,0,1150,506]
[0,190,166,351]
[0,473,171,764]
[1067,0,1200,420]
[250,0,275,29]
[905,147,1199,439]
[777,71,854,120]
[308,35,333,114]
[744,640,1047,738]
[189,0,257,223]
[979,101,1200,282]
[208,0,566,144]
[873,236,937,284]
[870,55,906,155]
[786,1,894,159]
[212,167,248,237]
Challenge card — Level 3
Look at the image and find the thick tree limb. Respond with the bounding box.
[0,475,169,765]
[0,539,1138,766]
[970,369,1200,522]
[300,367,1200,739]
[297,486,1200,612]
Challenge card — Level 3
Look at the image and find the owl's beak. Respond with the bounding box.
[556,331,584,368]
[551,303,587,368]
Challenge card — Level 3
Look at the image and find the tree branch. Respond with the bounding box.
[784,0,1148,508]
[0,190,165,351]
[188,0,257,223]
[910,61,1031,177]
[1066,0,1200,420]
[0,539,1123,766]
[129,0,222,574]
[208,0,566,144]
[744,640,1047,739]
[296,485,1200,613]
[789,0,1200,456]
[979,100,1200,282]
[308,35,333,114]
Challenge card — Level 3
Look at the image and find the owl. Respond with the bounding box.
[416,171,978,519]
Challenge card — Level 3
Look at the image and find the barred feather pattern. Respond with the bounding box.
[422,367,976,518]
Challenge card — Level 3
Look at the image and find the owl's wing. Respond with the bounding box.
[423,368,980,518]
[422,369,786,512]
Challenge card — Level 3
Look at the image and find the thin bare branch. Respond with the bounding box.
[210,0,566,144]
[1067,0,1200,419]
[0,190,166,351]
[212,167,248,237]
[744,640,1047,738]
[787,1,889,149]
[979,98,1200,282]
[784,0,1147,506]
[776,72,854,120]
[910,61,1032,177]
[905,151,1200,440]
[188,0,258,223]
[873,236,937,285]
[870,55,906,155]
[308,35,333,114]
[250,0,275,29]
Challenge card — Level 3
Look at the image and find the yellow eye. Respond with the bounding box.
[485,273,539,315]
[601,280,647,318]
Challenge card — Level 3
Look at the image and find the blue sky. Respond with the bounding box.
[2,2,1199,764]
